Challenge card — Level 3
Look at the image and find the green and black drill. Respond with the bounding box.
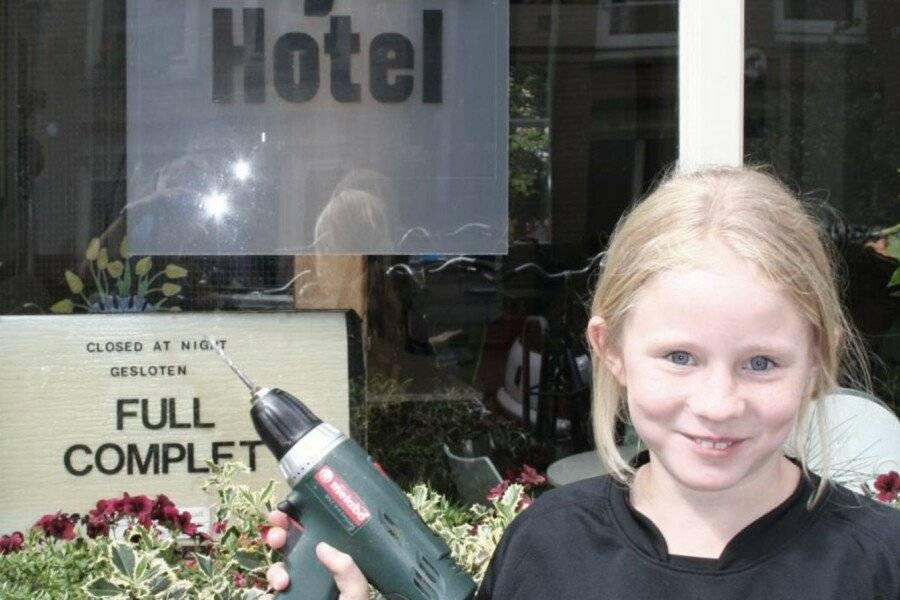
[212,345,476,600]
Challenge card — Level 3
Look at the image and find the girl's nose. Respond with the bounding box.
[687,368,746,421]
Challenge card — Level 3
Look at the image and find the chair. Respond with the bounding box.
[443,443,504,506]
[789,388,900,489]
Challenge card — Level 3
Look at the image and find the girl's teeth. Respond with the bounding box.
[694,438,733,450]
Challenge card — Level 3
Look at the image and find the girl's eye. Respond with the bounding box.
[666,351,693,366]
[747,356,776,372]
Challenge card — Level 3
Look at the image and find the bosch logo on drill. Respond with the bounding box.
[314,466,371,527]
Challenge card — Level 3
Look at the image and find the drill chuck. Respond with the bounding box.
[251,387,323,460]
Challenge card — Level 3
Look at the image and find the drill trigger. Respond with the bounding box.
[278,499,303,524]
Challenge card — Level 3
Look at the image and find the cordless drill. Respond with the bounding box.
[212,345,476,600]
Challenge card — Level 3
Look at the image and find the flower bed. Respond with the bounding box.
[0,461,541,599]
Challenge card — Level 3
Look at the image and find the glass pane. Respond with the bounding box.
[1,0,677,501]
[123,1,509,256]
[745,0,899,410]
[366,0,677,469]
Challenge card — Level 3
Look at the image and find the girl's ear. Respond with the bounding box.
[587,316,626,386]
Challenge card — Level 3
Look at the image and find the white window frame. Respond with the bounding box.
[594,0,678,49]
[774,0,867,39]
[678,0,744,170]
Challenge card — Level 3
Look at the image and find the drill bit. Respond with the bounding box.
[207,336,259,398]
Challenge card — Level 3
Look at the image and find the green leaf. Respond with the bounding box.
[886,235,900,261]
[65,270,85,294]
[86,238,101,261]
[889,267,900,288]
[133,553,151,581]
[162,581,192,599]
[234,550,265,571]
[85,578,125,598]
[196,552,215,578]
[50,299,74,314]
[147,573,171,594]
[165,264,189,279]
[135,256,152,276]
[111,542,136,578]
[242,589,267,600]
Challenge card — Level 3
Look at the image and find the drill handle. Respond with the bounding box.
[277,520,339,600]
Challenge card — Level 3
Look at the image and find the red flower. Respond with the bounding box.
[34,513,76,540]
[94,499,118,517]
[161,504,181,523]
[257,524,272,539]
[151,494,176,520]
[122,493,154,520]
[178,511,199,536]
[213,520,228,534]
[86,516,110,539]
[0,531,24,554]
[486,481,510,501]
[517,465,546,486]
[874,471,900,503]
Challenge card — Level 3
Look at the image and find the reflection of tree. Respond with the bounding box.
[509,63,550,242]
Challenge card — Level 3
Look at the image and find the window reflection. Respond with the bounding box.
[745,0,899,409]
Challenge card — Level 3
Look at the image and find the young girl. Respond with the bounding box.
[264,166,900,599]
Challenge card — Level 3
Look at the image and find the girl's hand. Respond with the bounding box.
[264,509,370,600]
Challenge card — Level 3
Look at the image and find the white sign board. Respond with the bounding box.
[0,311,362,532]
[125,0,509,255]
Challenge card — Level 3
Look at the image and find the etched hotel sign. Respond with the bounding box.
[125,0,509,256]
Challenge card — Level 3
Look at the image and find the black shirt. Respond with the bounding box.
[476,471,900,599]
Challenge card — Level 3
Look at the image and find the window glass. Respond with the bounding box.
[1,1,677,470]
[745,0,899,409]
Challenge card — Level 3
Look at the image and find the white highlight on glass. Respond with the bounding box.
[233,159,251,181]
[202,191,229,220]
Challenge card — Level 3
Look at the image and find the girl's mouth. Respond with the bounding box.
[682,434,745,453]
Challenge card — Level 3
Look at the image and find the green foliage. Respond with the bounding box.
[0,460,532,599]
[364,397,530,499]
[406,483,529,585]
[0,462,275,599]
[0,529,109,597]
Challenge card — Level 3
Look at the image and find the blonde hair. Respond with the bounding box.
[314,188,394,254]
[589,165,872,500]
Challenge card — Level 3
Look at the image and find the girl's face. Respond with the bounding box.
[592,240,818,494]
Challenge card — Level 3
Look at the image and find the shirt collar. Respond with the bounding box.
[608,452,825,571]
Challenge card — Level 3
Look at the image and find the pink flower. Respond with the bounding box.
[517,465,546,486]
[516,495,534,511]
[232,572,247,588]
[874,471,900,503]
[213,520,228,534]
[486,481,510,501]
